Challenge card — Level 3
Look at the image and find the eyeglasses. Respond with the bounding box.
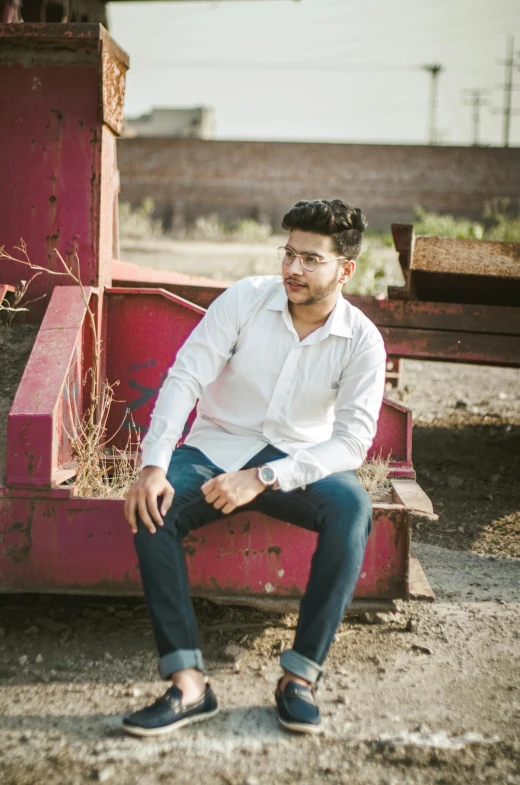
[277,245,346,273]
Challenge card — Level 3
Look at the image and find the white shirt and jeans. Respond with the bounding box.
[136,276,386,683]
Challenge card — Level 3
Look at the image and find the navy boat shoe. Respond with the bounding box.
[122,683,218,737]
[275,678,322,734]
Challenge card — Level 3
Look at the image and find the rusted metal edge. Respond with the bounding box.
[112,258,232,290]
[194,593,399,615]
[346,295,520,336]
[6,286,93,487]
[391,479,435,516]
[408,552,436,602]
[0,24,129,67]
[105,286,207,316]
[378,325,520,367]
[389,223,415,300]
[412,235,520,278]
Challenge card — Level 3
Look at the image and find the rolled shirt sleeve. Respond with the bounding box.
[266,338,387,492]
[140,285,241,473]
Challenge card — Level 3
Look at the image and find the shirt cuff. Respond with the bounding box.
[265,456,307,493]
[140,444,173,475]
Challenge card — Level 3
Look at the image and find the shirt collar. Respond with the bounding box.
[266,283,353,339]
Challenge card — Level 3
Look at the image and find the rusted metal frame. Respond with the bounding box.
[385,357,403,389]
[412,234,520,278]
[346,295,520,336]
[111,260,229,310]
[6,286,93,487]
[378,325,520,367]
[388,223,415,300]
[105,286,207,316]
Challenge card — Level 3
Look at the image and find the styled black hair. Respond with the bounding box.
[282,199,367,260]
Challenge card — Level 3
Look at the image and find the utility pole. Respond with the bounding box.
[496,36,520,148]
[422,64,444,145]
[462,89,490,146]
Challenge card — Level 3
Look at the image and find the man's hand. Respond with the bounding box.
[124,466,175,535]
[201,468,265,515]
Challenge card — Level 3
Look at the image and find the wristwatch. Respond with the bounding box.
[257,465,277,488]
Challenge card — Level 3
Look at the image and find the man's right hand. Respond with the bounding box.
[124,466,175,535]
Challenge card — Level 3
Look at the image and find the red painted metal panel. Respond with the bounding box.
[0,58,100,315]
[104,289,205,448]
[0,493,408,599]
[7,286,89,486]
[184,507,408,600]
[369,400,413,476]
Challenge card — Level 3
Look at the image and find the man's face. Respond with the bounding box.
[282,230,355,306]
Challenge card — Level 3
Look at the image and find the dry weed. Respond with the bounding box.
[66,379,141,499]
[1,241,141,499]
[357,455,392,502]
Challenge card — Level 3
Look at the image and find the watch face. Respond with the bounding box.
[260,466,276,484]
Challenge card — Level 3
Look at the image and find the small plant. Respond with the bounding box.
[483,198,520,242]
[0,241,140,499]
[413,206,484,240]
[119,198,163,242]
[347,247,390,297]
[357,455,391,502]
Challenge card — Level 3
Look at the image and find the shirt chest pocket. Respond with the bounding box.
[289,383,337,425]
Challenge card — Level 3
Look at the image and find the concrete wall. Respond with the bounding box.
[117,138,520,231]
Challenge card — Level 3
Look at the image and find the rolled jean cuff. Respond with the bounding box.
[158,649,205,680]
[280,649,323,684]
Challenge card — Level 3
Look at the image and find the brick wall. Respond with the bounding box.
[117,138,520,231]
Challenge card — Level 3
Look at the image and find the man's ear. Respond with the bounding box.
[339,260,356,285]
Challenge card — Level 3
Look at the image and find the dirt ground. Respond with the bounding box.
[1,359,519,785]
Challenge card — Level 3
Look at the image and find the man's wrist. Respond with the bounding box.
[256,464,278,489]
[141,465,166,477]
[242,467,267,493]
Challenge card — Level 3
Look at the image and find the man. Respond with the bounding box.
[123,199,386,736]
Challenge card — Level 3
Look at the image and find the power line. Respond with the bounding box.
[135,59,417,72]
[462,89,491,146]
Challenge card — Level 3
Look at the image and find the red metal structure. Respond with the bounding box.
[0,24,437,611]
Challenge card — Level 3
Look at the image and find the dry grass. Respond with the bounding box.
[0,241,140,499]
[66,380,141,499]
[357,455,392,501]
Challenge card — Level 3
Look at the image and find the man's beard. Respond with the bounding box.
[297,275,341,306]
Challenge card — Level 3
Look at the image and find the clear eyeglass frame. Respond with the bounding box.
[277,245,346,273]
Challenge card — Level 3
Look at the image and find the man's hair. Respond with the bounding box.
[281,199,367,260]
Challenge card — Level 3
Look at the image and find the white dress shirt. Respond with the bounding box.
[140,275,386,492]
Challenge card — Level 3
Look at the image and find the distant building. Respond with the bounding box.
[122,107,215,139]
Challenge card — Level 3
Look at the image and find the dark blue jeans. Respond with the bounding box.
[134,444,372,684]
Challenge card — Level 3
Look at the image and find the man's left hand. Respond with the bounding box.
[201,468,265,514]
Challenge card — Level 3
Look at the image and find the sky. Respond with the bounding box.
[108,0,520,147]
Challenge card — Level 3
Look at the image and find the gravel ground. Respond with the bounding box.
[1,360,520,785]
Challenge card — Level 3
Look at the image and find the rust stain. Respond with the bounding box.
[268,546,281,557]
[1,516,33,564]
